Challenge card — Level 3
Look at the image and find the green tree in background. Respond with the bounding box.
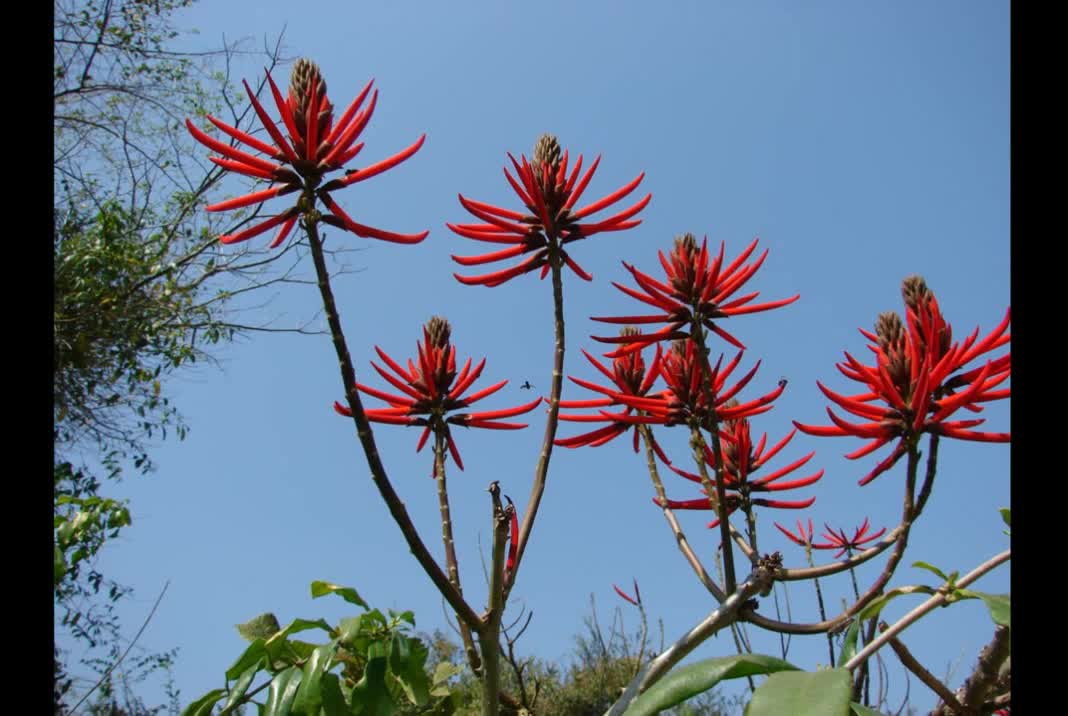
[54,1,301,711]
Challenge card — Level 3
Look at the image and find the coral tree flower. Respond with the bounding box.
[334,317,540,470]
[817,518,887,558]
[795,276,1011,485]
[656,408,820,527]
[554,328,669,455]
[774,518,819,549]
[592,233,799,357]
[608,341,786,430]
[448,134,650,287]
[186,58,427,248]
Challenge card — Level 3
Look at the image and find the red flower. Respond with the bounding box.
[655,411,820,527]
[774,518,818,548]
[448,134,650,287]
[655,492,816,529]
[667,415,823,502]
[795,276,1010,485]
[503,496,519,587]
[592,234,799,357]
[186,58,427,248]
[606,342,786,430]
[555,328,670,455]
[334,317,540,470]
[816,518,887,558]
[613,579,642,607]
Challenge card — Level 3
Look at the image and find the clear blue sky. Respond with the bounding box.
[77,1,1010,712]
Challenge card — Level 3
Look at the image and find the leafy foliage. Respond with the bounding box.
[183,582,461,715]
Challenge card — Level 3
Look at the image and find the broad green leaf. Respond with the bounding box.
[745,668,852,716]
[837,618,861,668]
[220,662,260,714]
[319,672,348,716]
[350,656,395,716]
[237,613,282,642]
[856,586,936,621]
[338,616,363,647]
[264,666,303,715]
[226,639,267,681]
[999,507,1010,527]
[955,590,1010,627]
[264,619,334,665]
[310,580,368,608]
[850,702,888,715]
[391,634,431,706]
[625,654,799,715]
[291,641,338,715]
[911,561,949,581]
[431,662,464,697]
[180,688,226,716]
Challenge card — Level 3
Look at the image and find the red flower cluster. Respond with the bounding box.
[186,59,427,247]
[592,234,799,357]
[656,412,821,526]
[334,317,540,470]
[606,342,786,430]
[795,276,1010,484]
[775,518,887,558]
[448,134,650,287]
[555,330,668,455]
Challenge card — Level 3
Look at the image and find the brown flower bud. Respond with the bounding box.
[425,316,452,349]
[534,133,562,172]
[289,58,332,141]
[874,311,904,351]
[900,275,932,314]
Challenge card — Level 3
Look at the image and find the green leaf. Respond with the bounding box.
[745,668,853,716]
[430,662,463,697]
[391,634,431,706]
[319,672,348,716]
[850,702,889,715]
[856,586,936,621]
[263,618,334,665]
[310,580,368,608]
[999,507,1010,527]
[220,663,260,714]
[625,654,799,715]
[54,545,67,585]
[955,590,1010,627]
[263,666,303,715]
[226,639,267,681]
[180,688,226,716]
[291,641,338,715]
[237,613,282,642]
[912,561,949,581]
[837,618,861,668]
[350,656,395,716]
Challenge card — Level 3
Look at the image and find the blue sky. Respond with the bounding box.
[71,1,1009,712]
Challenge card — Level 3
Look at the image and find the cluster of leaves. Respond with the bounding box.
[184,582,462,715]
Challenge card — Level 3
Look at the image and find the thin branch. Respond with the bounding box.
[884,629,963,712]
[70,580,170,715]
[844,550,1010,672]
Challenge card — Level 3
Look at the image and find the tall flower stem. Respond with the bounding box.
[507,255,565,597]
[690,323,737,592]
[913,434,941,519]
[304,216,481,630]
[640,425,726,601]
[433,430,481,673]
[804,546,836,666]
